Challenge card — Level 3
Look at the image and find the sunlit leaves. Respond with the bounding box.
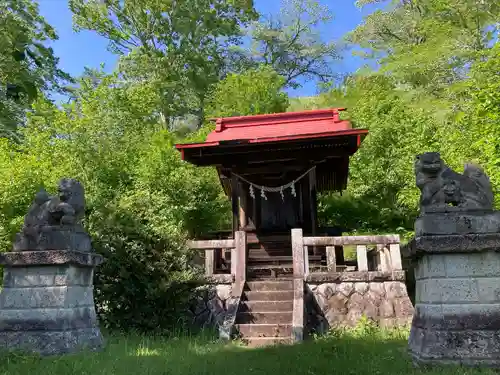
[0,0,72,140]
[206,65,289,118]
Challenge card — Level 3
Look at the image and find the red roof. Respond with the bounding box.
[175,108,369,193]
[208,108,350,142]
[176,108,366,151]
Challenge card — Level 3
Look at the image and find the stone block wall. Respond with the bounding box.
[0,263,103,355]
[305,272,414,335]
[189,284,232,328]
[411,250,500,362]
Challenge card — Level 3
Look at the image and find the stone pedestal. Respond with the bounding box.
[408,232,500,367]
[0,250,104,355]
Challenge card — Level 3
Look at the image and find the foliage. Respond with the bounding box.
[439,42,500,199]
[205,66,289,119]
[235,0,341,89]
[295,74,439,235]
[348,0,500,99]
[69,0,258,126]
[0,0,71,140]
[0,73,228,332]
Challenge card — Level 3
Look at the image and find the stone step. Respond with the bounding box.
[243,337,293,348]
[239,300,293,313]
[245,280,293,291]
[235,323,292,337]
[242,290,294,301]
[235,311,293,324]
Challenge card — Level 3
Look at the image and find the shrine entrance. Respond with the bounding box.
[175,109,410,347]
[175,108,368,278]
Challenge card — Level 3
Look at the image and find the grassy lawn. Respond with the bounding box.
[0,328,497,375]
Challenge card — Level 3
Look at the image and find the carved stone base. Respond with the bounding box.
[0,250,104,356]
[13,228,92,252]
[415,211,500,237]
[409,234,500,367]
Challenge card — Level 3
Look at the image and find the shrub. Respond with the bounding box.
[0,79,228,332]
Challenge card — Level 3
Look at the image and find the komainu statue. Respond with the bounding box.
[14,178,90,251]
[415,152,494,214]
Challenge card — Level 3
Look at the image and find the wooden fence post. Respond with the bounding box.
[292,228,304,279]
[389,243,402,270]
[303,246,309,277]
[326,246,336,272]
[234,231,247,284]
[376,245,391,271]
[205,249,215,276]
[356,245,368,271]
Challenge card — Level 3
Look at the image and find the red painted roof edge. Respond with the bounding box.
[175,128,368,151]
[209,108,348,132]
[208,107,346,123]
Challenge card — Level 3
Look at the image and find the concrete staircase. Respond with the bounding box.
[234,279,295,347]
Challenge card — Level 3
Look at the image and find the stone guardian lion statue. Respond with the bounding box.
[414,152,494,214]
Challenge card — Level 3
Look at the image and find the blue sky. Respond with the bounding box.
[38,0,385,98]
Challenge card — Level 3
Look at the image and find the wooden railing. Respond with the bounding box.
[187,231,247,284]
[291,228,402,277]
[188,231,247,341]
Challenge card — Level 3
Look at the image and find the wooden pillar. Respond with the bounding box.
[356,245,368,272]
[233,231,247,284]
[389,243,403,270]
[205,249,215,276]
[238,183,247,230]
[254,192,261,232]
[309,168,319,255]
[231,173,239,235]
[326,246,336,271]
[301,177,311,234]
[291,228,305,279]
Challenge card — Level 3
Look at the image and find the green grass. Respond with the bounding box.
[0,327,497,375]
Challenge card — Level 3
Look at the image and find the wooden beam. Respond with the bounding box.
[238,182,247,229]
[187,146,355,167]
[309,168,319,255]
[255,192,261,231]
[231,173,239,234]
[236,163,311,176]
[188,239,235,249]
[303,234,400,246]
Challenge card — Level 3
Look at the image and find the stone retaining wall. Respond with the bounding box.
[189,284,232,328]
[305,271,414,335]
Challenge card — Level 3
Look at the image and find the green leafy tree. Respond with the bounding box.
[348,0,500,99]
[69,0,258,127]
[0,0,71,140]
[0,71,228,332]
[235,0,340,89]
[205,66,289,119]
[439,42,500,199]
